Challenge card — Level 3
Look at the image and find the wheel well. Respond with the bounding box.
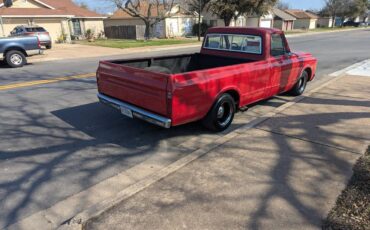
[224,90,240,106]
[4,47,27,57]
[304,68,312,80]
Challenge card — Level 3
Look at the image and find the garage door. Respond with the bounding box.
[33,19,63,43]
[260,20,272,28]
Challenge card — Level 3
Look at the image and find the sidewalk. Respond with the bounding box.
[84,74,370,230]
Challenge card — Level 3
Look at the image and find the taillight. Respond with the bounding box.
[37,37,41,48]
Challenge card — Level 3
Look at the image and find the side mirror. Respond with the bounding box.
[285,52,296,57]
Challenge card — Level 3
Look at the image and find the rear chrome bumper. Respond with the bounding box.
[98,93,172,128]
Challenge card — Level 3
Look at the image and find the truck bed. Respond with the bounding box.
[109,53,256,74]
[97,53,256,119]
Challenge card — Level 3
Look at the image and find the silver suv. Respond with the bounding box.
[10,25,52,49]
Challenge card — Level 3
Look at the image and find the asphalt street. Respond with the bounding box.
[0,29,369,229]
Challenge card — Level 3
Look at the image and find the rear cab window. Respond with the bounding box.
[25,27,46,32]
[204,33,262,55]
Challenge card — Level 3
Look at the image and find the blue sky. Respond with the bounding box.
[74,0,326,14]
[281,0,325,10]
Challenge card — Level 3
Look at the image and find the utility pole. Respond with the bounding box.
[198,0,202,41]
[0,17,4,37]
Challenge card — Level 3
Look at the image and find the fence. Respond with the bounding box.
[104,25,146,40]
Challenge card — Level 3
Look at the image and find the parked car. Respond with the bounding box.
[342,21,367,27]
[96,27,317,131]
[0,36,43,68]
[10,25,52,49]
[343,21,359,27]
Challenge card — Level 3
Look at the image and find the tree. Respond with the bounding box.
[352,0,369,21]
[187,0,211,41]
[324,0,347,27]
[78,2,89,10]
[111,0,176,40]
[276,0,290,10]
[208,0,238,26]
[4,0,13,7]
[324,0,369,27]
[208,0,277,27]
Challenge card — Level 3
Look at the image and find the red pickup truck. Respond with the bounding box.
[97,27,317,131]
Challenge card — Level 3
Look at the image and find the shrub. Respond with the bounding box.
[192,23,210,37]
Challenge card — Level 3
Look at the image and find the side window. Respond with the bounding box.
[271,34,286,57]
[16,27,23,33]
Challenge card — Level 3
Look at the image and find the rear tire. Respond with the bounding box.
[46,44,52,49]
[202,94,235,132]
[288,71,308,96]
[5,50,27,68]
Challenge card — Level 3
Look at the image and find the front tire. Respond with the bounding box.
[6,50,27,68]
[202,94,235,132]
[288,71,308,96]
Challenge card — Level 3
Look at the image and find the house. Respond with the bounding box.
[317,17,333,28]
[357,10,369,23]
[285,9,318,30]
[0,0,106,42]
[306,10,333,28]
[202,11,274,28]
[245,12,274,28]
[272,8,296,31]
[104,4,198,39]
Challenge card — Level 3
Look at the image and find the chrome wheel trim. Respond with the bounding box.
[217,106,225,119]
[298,77,306,93]
[217,102,233,127]
[10,54,23,65]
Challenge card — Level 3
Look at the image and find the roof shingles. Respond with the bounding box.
[0,0,104,18]
[285,9,319,19]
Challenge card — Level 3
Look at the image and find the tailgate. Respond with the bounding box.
[37,33,50,42]
[97,61,169,116]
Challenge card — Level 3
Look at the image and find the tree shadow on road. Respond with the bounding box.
[85,93,370,230]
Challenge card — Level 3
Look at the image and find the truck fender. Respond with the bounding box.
[213,87,241,108]
[299,66,313,82]
[3,43,27,56]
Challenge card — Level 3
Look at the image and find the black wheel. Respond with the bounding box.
[5,50,26,68]
[202,94,235,132]
[45,44,52,49]
[288,71,308,96]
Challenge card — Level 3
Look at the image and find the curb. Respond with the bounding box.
[285,27,367,38]
[329,59,370,77]
[62,66,354,229]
